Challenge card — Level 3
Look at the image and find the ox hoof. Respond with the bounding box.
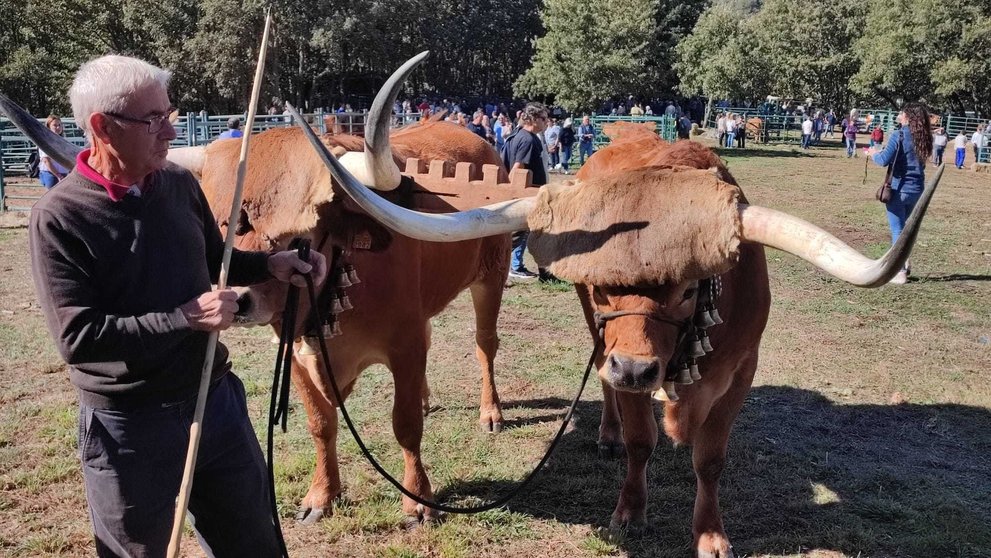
[295,506,329,525]
[597,441,625,459]
[697,547,735,558]
[479,419,503,434]
[401,505,445,530]
[607,516,646,539]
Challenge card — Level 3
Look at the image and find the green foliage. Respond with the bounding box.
[675,6,768,101]
[852,0,991,113]
[516,0,708,112]
[679,0,991,113]
[0,0,541,115]
[749,0,865,109]
[515,0,655,112]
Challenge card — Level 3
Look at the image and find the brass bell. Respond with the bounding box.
[346,264,360,285]
[330,295,344,314]
[340,294,353,311]
[335,268,352,288]
[695,310,717,329]
[689,361,701,381]
[676,365,694,385]
[700,332,714,353]
[332,320,343,336]
[690,336,706,358]
[709,308,723,325]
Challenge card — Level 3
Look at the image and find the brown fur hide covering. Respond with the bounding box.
[527,166,742,286]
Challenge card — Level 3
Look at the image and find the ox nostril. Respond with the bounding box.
[641,361,660,383]
[608,354,620,371]
[235,292,252,316]
[608,354,662,390]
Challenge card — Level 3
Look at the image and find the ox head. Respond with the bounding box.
[288,55,944,397]
[525,166,742,394]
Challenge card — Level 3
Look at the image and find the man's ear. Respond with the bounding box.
[89,113,114,144]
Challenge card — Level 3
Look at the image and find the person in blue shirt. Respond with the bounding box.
[866,102,934,284]
[218,117,244,140]
[501,102,548,279]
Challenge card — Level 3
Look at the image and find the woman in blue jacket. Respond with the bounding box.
[867,102,934,284]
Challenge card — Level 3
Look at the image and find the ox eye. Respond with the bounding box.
[682,287,697,301]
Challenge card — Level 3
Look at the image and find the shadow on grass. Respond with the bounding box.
[918,273,991,282]
[714,146,819,158]
[437,386,991,558]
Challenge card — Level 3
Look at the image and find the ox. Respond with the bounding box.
[0,53,523,524]
[294,64,940,557]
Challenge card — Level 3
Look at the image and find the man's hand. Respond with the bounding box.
[180,289,239,331]
[268,250,328,288]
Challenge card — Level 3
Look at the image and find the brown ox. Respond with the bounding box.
[302,62,941,557]
[0,55,522,525]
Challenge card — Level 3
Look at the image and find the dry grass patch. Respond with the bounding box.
[0,139,988,557]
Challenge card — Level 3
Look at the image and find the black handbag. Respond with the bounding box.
[875,132,901,203]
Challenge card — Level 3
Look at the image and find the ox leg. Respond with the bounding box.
[388,346,439,524]
[610,391,657,535]
[598,380,624,458]
[690,357,756,558]
[574,284,623,456]
[470,280,504,433]
[290,352,355,525]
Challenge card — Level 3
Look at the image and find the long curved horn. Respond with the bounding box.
[0,93,81,169]
[356,51,430,190]
[287,101,533,240]
[739,164,944,287]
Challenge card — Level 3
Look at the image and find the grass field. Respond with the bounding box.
[1,139,989,557]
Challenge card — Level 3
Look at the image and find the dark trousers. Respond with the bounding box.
[934,145,945,166]
[79,373,281,558]
[560,144,573,171]
[578,142,593,164]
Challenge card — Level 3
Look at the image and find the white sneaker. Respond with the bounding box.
[888,270,908,285]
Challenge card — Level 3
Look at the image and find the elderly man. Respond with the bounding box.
[29,55,326,557]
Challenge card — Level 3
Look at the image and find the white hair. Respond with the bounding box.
[69,55,171,136]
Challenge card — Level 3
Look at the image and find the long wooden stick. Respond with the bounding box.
[166,11,273,557]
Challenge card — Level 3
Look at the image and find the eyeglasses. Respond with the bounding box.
[104,107,178,134]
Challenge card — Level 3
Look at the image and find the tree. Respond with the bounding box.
[675,7,771,103]
[514,0,659,112]
[747,0,865,110]
[853,0,991,113]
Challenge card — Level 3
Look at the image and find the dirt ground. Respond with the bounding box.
[0,139,988,557]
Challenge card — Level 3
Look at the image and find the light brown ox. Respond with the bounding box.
[0,57,527,525]
[302,79,941,557]
[200,122,518,524]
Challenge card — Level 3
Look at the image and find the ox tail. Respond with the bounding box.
[738,164,945,287]
[0,93,81,170]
